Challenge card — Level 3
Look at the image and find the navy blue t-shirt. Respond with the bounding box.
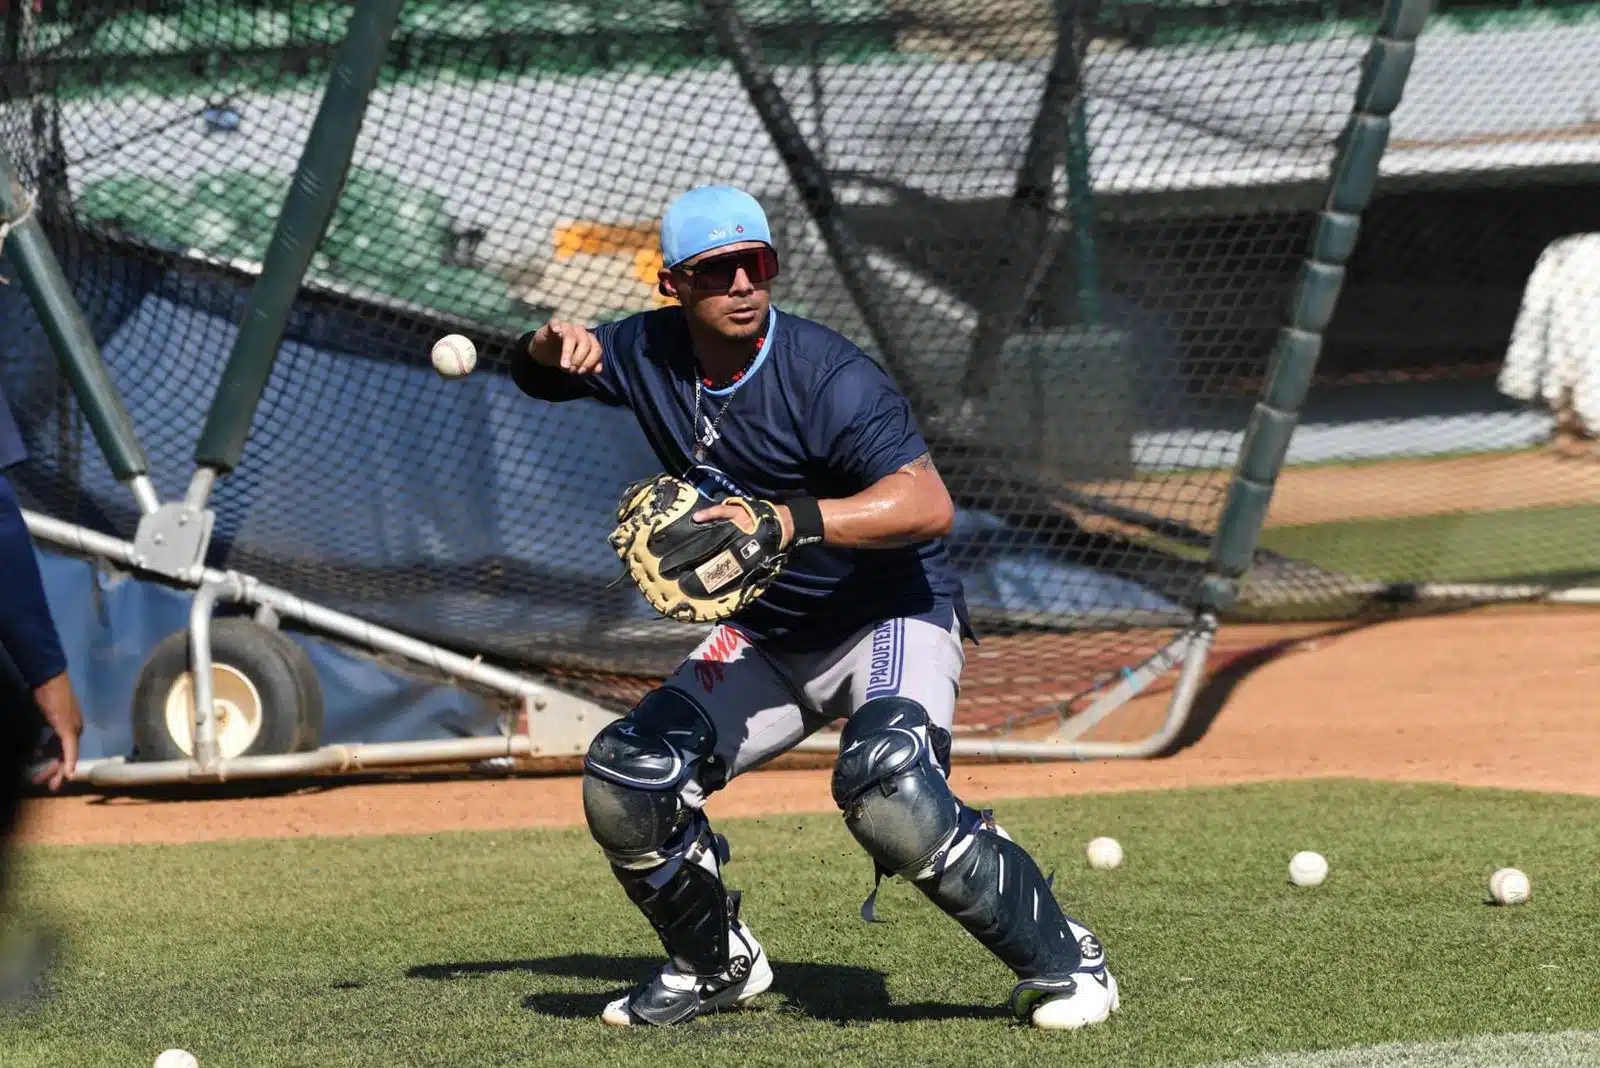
[0,383,68,689]
[0,382,25,472]
[515,306,972,651]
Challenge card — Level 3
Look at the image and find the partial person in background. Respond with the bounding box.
[0,379,82,1004]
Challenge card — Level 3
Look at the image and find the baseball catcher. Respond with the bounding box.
[512,185,1117,1031]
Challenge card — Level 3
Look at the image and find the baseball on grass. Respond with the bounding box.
[1086,836,1124,870]
[431,333,477,379]
[154,1050,199,1068]
[1289,850,1329,887]
[1489,867,1531,906]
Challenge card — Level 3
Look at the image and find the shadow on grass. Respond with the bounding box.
[408,954,1008,1024]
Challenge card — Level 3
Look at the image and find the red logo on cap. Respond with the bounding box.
[736,225,745,233]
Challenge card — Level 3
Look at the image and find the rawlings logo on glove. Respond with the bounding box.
[607,473,788,624]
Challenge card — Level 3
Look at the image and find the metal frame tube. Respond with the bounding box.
[67,736,535,788]
[1065,83,1101,325]
[187,579,230,771]
[194,0,406,474]
[21,510,630,787]
[184,467,216,512]
[1,148,154,487]
[1054,622,1208,744]
[699,0,923,407]
[962,0,1093,402]
[1200,0,1430,616]
[249,578,553,705]
[4,130,161,523]
[26,507,1598,783]
[22,509,564,706]
[129,475,161,516]
[791,615,1218,761]
[970,622,1214,760]
[1248,579,1600,607]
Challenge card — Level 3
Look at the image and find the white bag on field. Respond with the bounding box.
[1499,233,1600,438]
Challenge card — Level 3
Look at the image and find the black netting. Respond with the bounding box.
[4,1,1589,731]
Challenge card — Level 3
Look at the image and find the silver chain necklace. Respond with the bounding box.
[690,339,764,462]
[691,379,741,463]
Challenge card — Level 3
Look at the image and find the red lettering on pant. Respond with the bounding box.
[693,627,745,693]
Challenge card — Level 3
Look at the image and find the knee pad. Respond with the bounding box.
[831,696,961,878]
[582,686,718,865]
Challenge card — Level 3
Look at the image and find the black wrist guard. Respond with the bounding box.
[787,496,825,548]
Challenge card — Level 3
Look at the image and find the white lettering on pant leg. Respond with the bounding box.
[864,618,905,700]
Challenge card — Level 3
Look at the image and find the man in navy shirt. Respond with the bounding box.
[513,186,1117,1030]
[0,380,82,1001]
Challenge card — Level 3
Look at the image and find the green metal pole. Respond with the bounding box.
[961,0,1092,402]
[1065,91,1101,325]
[193,0,405,478]
[701,0,923,407]
[1,148,158,514]
[1199,0,1433,614]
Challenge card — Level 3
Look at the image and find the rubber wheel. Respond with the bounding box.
[131,618,320,762]
[258,626,325,752]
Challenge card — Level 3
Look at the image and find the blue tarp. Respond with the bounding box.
[35,547,506,761]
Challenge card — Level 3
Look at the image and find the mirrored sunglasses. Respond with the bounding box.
[677,246,780,293]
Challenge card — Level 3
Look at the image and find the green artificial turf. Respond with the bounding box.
[1257,504,1600,586]
[4,780,1599,1068]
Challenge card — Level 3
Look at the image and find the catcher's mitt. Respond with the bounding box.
[607,473,787,623]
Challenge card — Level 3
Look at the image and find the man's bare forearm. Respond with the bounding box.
[798,454,955,549]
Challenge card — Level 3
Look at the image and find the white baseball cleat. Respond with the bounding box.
[601,921,773,1027]
[1010,920,1121,1031]
[1024,966,1120,1030]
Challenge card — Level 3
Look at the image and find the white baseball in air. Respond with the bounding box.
[154,1051,199,1068]
[1086,836,1123,870]
[430,333,477,379]
[1489,867,1531,906]
[1289,850,1328,887]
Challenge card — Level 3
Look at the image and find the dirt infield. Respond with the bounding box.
[16,604,1599,849]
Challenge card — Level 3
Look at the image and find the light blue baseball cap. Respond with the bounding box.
[660,185,773,268]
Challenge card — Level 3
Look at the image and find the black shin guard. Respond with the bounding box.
[912,811,1086,979]
[610,815,734,978]
[833,697,1088,981]
[583,687,737,979]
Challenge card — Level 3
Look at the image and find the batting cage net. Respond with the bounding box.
[2,0,1596,731]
